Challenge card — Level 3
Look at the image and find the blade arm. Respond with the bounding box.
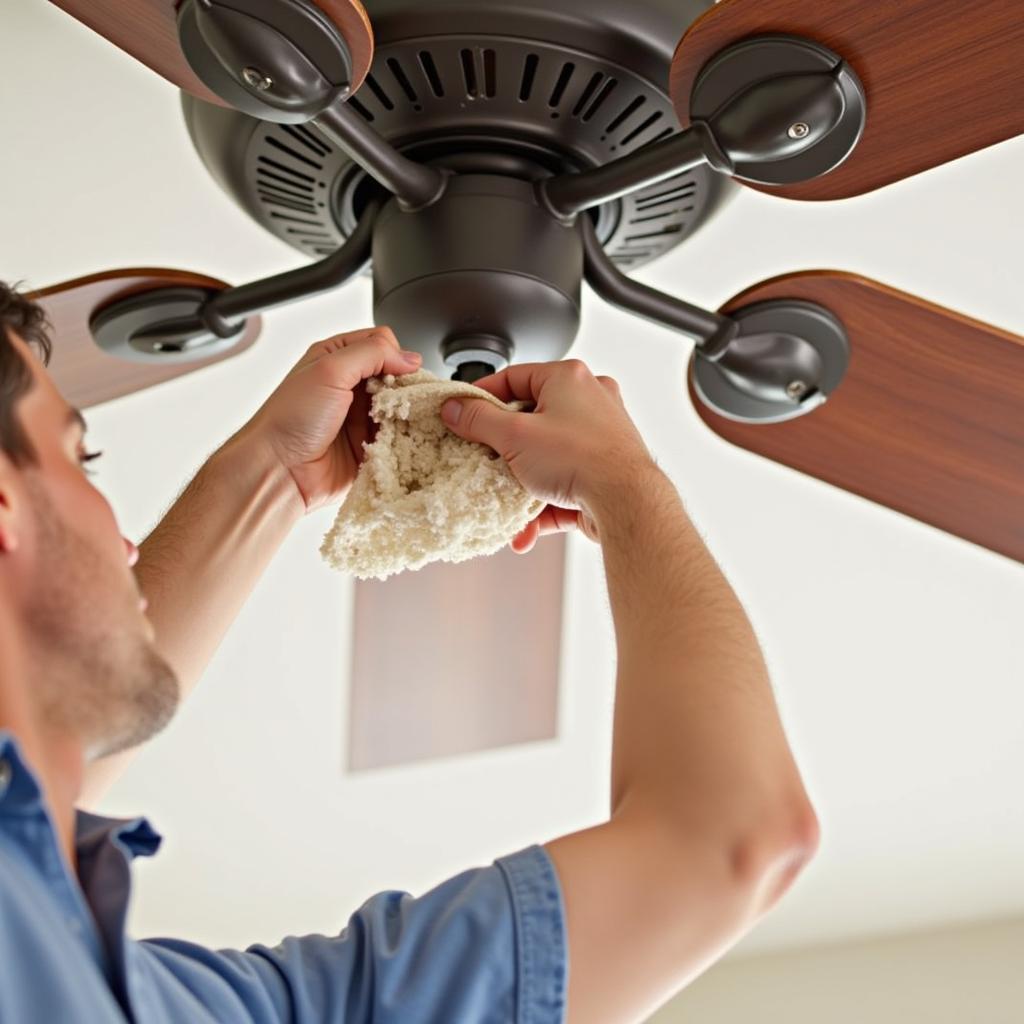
[134,199,381,348]
[542,54,860,219]
[580,216,737,359]
[312,100,448,210]
[174,0,445,209]
[542,128,720,221]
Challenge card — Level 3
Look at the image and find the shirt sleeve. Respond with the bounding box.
[139,843,567,1024]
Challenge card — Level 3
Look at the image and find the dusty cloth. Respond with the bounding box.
[321,370,543,580]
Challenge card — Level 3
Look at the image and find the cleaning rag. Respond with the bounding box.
[320,369,544,580]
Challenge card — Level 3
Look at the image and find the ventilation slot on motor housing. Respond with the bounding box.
[519,53,539,101]
[548,62,574,112]
[418,50,445,98]
[459,48,498,99]
[386,56,422,110]
[251,130,340,257]
[238,36,728,263]
[613,179,697,265]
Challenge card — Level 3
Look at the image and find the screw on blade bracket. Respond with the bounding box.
[242,66,274,91]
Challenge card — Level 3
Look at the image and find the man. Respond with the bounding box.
[0,279,818,1023]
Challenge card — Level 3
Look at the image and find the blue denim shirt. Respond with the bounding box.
[0,732,567,1023]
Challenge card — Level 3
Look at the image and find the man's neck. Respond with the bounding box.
[0,612,84,869]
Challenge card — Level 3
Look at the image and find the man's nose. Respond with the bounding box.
[124,537,139,567]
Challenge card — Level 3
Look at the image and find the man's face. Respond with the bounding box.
[0,331,178,758]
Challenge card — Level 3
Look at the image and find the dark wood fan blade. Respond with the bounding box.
[30,269,262,410]
[670,0,1024,200]
[47,0,374,104]
[689,272,1024,563]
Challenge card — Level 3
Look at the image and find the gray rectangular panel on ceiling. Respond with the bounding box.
[347,535,567,772]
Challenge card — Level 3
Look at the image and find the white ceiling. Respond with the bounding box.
[4,1,1024,960]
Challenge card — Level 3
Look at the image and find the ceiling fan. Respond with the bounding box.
[32,0,1024,567]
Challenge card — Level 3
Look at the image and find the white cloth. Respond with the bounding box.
[321,370,543,580]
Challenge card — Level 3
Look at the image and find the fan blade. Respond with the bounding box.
[670,0,1024,200]
[689,272,1024,563]
[47,0,373,105]
[30,269,261,410]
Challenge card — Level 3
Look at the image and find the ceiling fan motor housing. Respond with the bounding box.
[182,0,731,256]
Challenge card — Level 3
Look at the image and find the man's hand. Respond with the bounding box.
[439,359,656,553]
[242,327,422,512]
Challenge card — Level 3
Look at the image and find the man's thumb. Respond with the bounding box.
[440,399,462,424]
[441,398,511,450]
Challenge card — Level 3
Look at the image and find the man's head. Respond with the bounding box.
[0,281,178,760]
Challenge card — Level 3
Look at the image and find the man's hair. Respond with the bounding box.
[1,280,53,465]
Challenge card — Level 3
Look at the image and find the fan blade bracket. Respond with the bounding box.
[689,34,867,187]
[177,0,446,209]
[90,288,249,363]
[539,32,865,220]
[691,299,850,424]
[177,0,354,122]
[90,196,381,364]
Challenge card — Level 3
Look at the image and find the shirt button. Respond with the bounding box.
[0,758,11,793]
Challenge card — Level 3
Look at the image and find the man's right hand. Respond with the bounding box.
[440,359,658,553]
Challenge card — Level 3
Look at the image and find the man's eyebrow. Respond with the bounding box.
[65,407,87,435]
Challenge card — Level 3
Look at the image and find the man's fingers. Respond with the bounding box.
[596,375,623,404]
[510,518,541,554]
[344,381,374,460]
[534,506,579,535]
[512,507,593,557]
[322,326,401,353]
[441,396,521,453]
[530,505,599,543]
[309,331,421,389]
[511,506,596,554]
[471,361,568,404]
[294,326,406,371]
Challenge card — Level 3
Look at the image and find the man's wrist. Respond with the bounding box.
[211,427,307,526]
[580,457,669,531]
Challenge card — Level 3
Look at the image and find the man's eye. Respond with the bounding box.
[79,450,104,475]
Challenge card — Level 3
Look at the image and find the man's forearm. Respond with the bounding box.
[134,430,304,691]
[81,431,303,804]
[587,464,817,863]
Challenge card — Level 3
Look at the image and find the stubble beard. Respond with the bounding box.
[23,479,180,759]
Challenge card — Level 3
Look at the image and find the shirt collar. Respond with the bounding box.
[0,730,161,860]
[75,811,162,862]
[0,729,46,813]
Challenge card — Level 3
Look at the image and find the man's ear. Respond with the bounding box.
[0,454,20,554]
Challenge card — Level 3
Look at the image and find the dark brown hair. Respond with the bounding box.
[1,280,53,465]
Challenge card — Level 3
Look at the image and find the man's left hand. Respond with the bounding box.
[239,327,422,512]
